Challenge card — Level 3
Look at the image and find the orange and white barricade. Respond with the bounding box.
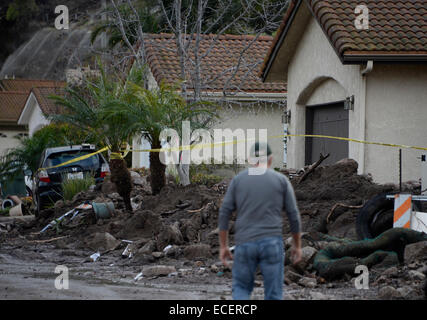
[393,194,412,229]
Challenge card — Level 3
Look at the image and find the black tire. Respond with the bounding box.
[356,193,394,240]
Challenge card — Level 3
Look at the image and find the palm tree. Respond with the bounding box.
[49,66,134,211]
[105,80,216,194]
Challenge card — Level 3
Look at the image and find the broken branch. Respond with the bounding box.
[298,153,330,184]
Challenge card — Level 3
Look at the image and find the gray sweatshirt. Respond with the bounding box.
[218,168,301,245]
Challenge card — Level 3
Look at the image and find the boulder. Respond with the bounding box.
[142,265,176,277]
[404,240,427,263]
[382,266,399,277]
[378,286,402,300]
[408,270,426,281]
[297,246,318,269]
[183,244,212,260]
[157,222,184,251]
[138,240,157,255]
[101,176,117,194]
[87,232,121,252]
[298,277,317,288]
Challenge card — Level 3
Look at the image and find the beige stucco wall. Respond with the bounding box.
[212,103,285,169]
[0,129,27,156]
[27,102,49,137]
[287,15,364,172]
[285,13,427,183]
[364,64,427,183]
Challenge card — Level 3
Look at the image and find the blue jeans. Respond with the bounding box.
[232,236,284,300]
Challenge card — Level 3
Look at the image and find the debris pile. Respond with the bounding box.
[1,162,426,299]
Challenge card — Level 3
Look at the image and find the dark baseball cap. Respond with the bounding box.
[249,142,272,158]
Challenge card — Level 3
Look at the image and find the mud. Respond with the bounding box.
[1,160,426,300]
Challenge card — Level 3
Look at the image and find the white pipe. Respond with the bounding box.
[361,60,373,76]
[359,60,373,174]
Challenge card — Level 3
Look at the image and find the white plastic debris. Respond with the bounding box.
[122,244,133,258]
[168,272,178,277]
[229,246,235,252]
[134,272,144,281]
[90,252,100,262]
[163,245,173,252]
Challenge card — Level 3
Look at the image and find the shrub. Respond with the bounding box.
[191,172,222,187]
[61,173,95,201]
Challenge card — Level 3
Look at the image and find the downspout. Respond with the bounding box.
[359,60,373,174]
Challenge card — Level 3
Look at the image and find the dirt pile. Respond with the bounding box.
[289,159,399,239]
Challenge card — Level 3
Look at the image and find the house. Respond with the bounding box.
[0,79,65,156]
[0,91,28,157]
[133,34,287,169]
[261,0,427,183]
[18,85,66,136]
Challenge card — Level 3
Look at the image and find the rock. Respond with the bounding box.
[297,246,318,269]
[408,270,426,281]
[138,240,157,255]
[404,241,427,263]
[143,265,176,277]
[298,277,317,288]
[101,176,117,194]
[152,252,164,259]
[195,261,203,267]
[285,269,303,283]
[54,200,64,209]
[183,244,212,260]
[157,222,184,251]
[396,287,414,299]
[130,171,141,179]
[87,232,121,252]
[210,264,219,273]
[164,245,181,258]
[378,286,402,300]
[310,292,331,300]
[383,266,399,277]
[335,158,358,172]
[107,192,121,200]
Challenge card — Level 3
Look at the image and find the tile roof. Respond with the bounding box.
[261,0,427,77]
[0,91,29,123]
[308,0,427,57]
[0,79,66,93]
[31,86,66,115]
[144,33,286,94]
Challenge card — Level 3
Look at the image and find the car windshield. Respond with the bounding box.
[44,150,100,170]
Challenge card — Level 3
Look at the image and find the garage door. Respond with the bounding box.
[305,101,349,165]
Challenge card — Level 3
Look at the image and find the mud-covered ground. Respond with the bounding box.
[1,159,426,300]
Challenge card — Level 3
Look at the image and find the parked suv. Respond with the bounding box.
[31,144,109,216]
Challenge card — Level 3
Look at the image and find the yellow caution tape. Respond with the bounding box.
[38,134,427,171]
[110,152,124,160]
[130,134,427,153]
[273,134,427,151]
[39,146,109,171]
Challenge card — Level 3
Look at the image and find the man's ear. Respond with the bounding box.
[268,155,273,167]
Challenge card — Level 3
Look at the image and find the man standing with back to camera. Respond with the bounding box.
[218,142,302,300]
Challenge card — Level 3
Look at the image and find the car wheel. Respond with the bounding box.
[356,193,394,240]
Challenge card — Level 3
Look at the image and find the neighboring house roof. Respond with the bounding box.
[144,33,286,94]
[261,0,427,79]
[31,86,66,115]
[18,85,66,127]
[0,91,28,124]
[0,79,66,93]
